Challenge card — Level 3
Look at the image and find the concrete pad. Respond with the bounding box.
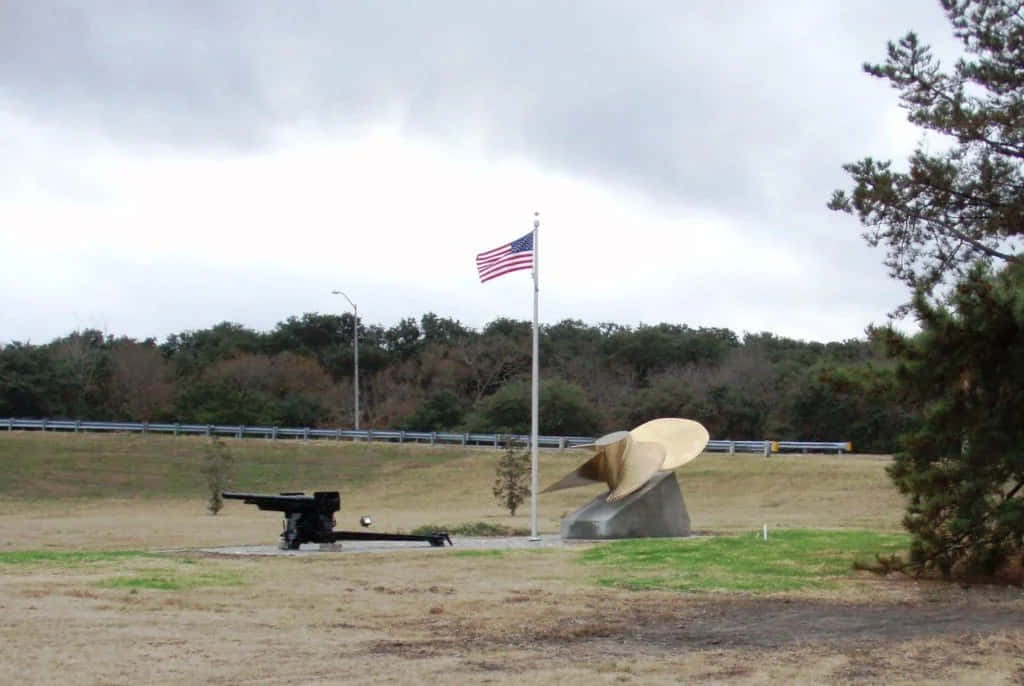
[561,471,691,539]
[180,534,576,556]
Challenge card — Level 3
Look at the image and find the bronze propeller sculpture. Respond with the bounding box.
[542,418,710,502]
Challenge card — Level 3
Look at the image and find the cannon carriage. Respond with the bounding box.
[222,491,451,550]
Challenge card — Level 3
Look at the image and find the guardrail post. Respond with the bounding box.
[42,419,47,432]
[462,432,468,446]
[762,441,770,457]
[74,419,81,433]
[303,428,310,441]
[559,437,566,451]
[205,425,212,437]
[431,431,437,445]
[142,422,148,434]
[7,418,12,431]
[400,430,405,444]
[729,441,735,456]
[493,434,499,448]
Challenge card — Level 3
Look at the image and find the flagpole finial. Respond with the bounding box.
[533,211,540,229]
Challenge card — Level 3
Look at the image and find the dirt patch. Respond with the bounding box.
[518,596,1024,651]
[2,548,1023,685]
[390,588,1024,654]
[323,589,1024,683]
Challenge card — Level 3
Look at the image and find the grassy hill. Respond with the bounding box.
[0,431,905,535]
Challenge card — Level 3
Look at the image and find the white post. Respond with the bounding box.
[332,290,360,432]
[353,303,359,432]
[529,212,541,541]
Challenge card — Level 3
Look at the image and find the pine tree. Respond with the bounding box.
[883,264,1024,577]
[832,0,1024,576]
[829,0,1024,311]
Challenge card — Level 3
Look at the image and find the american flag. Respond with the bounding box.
[476,232,534,283]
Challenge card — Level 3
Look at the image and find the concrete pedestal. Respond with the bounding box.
[560,471,690,540]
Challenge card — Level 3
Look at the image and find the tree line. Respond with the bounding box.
[0,313,911,452]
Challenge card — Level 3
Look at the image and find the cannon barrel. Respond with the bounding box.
[221,491,340,514]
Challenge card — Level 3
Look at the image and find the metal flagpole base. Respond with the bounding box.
[527,536,541,541]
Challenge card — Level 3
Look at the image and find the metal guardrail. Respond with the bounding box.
[708,439,774,456]
[0,418,852,454]
[774,440,853,454]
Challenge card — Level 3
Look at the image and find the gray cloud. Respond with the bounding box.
[1,1,955,205]
[0,1,963,343]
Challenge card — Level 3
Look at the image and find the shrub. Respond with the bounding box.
[201,437,233,515]
[492,437,531,516]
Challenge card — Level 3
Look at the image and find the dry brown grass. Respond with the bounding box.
[2,543,1022,685]
[0,431,906,546]
[1,432,1021,684]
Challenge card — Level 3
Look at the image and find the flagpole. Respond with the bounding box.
[529,212,540,541]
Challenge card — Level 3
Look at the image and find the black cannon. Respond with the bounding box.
[222,491,452,550]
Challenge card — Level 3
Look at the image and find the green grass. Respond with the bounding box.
[96,568,245,591]
[452,549,506,558]
[412,521,531,537]
[0,550,153,565]
[581,529,910,593]
[0,549,243,591]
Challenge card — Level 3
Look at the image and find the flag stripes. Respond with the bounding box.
[476,232,534,283]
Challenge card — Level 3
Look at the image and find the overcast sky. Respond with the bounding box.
[1,1,962,345]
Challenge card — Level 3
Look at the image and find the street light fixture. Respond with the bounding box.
[331,290,359,432]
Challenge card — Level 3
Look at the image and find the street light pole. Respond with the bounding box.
[331,290,359,432]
